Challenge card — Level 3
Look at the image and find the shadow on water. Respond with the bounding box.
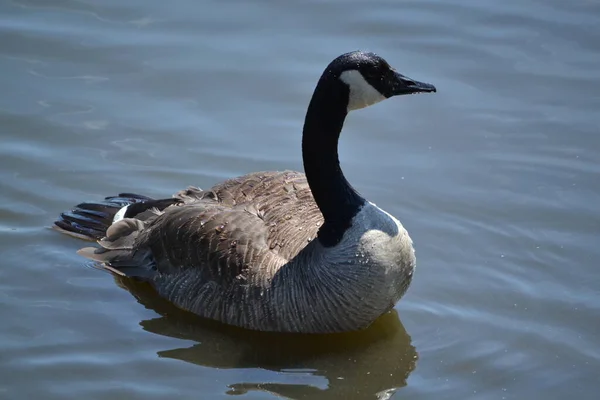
[115,276,418,399]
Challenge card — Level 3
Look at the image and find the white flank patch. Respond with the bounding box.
[112,205,129,223]
[339,69,386,111]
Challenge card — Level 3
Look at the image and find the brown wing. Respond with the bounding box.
[138,171,323,285]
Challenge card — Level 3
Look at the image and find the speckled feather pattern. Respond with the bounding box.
[80,170,415,333]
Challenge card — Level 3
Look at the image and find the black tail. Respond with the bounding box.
[53,193,177,241]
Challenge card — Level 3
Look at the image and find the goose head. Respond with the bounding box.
[324,50,437,111]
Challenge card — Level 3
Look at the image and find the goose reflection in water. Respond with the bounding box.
[115,276,418,400]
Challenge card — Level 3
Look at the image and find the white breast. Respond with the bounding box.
[266,202,416,332]
[324,202,415,275]
[310,202,416,323]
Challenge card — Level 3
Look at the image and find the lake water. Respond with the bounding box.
[1,0,599,399]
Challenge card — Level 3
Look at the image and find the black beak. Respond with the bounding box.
[391,72,437,96]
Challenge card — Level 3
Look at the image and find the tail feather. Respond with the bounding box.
[60,210,108,231]
[53,193,155,241]
[54,192,179,280]
[107,193,154,202]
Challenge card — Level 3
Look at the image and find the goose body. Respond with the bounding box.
[54,51,436,333]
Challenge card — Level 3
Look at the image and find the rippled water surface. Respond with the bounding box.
[1,0,599,399]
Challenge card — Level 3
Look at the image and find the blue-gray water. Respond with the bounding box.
[1,0,599,399]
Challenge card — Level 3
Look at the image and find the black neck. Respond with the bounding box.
[302,75,365,247]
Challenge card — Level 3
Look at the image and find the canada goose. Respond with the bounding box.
[54,50,436,334]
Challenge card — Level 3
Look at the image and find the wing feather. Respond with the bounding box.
[136,170,323,291]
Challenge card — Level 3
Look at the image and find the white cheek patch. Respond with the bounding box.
[340,69,386,111]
